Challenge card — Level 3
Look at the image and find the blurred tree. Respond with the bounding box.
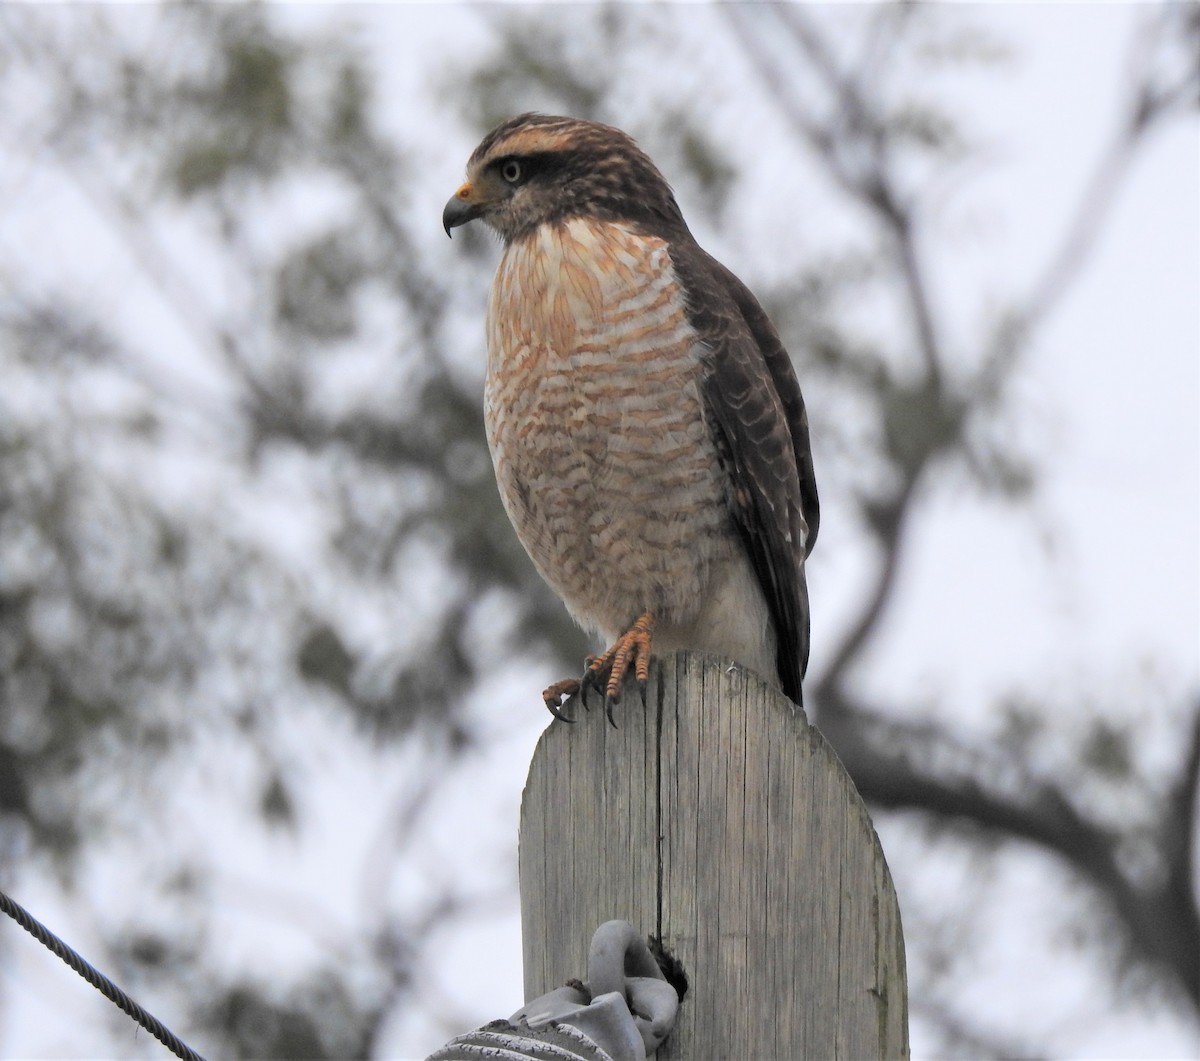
[0,3,1195,1058]
[0,4,557,1055]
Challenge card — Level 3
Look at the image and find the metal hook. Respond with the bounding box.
[509,920,680,1060]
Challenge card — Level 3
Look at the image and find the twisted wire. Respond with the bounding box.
[0,888,206,1061]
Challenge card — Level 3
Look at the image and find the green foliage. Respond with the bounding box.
[199,975,377,1060]
[170,16,296,195]
[275,231,368,340]
[461,15,608,128]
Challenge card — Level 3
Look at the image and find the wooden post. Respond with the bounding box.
[520,651,908,1059]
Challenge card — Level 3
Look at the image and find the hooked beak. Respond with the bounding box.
[443,181,483,237]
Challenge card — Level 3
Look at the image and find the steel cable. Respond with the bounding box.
[0,888,206,1061]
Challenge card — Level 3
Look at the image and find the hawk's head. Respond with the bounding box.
[443,113,686,243]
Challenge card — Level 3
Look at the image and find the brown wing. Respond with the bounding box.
[673,244,818,704]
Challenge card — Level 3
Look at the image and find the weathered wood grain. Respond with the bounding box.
[520,652,908,1059]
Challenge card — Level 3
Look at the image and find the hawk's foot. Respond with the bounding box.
[587,612,655,725]
[543,612,655,725]
[600,612,654,699]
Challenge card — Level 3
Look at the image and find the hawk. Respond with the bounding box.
[443,114,818,716]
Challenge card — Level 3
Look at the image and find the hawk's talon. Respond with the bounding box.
[604,694,619,729]
[542,678,581,722]
[581,660,606,697]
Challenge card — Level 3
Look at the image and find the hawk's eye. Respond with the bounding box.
[500,159,523,184]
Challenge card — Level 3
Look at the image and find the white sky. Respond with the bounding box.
[0,3,1197,1059]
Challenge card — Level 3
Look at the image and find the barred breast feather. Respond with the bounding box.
[483,217,770,669]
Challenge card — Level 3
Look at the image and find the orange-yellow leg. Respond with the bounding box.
[597,611,655,702]
[541,612,656,725]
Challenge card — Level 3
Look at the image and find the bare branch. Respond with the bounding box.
[1017,116,1141,338]
[1013,6,1195,339]
[911,997,1041,1061]
[770,5,946,388]
[813,476,919,709]
[1163,700,1200,1002]
[823,696,1200,1009]
[0,7,272,414]
[719,7,833,170]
